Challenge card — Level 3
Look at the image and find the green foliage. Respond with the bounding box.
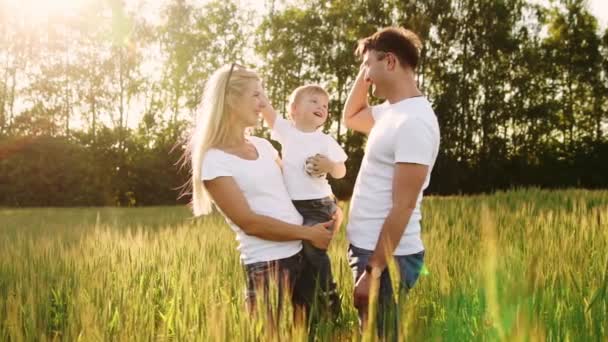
[0,131,189,206]
[0,136,109,206]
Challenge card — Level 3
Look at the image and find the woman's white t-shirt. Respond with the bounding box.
[201,136,303,265]
[271,117,348,200]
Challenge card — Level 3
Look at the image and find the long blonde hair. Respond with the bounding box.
[188,64,260,216]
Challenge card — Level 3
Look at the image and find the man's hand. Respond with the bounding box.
[342,63,374,135]
[353,270,378,328]
[354,271,371,309]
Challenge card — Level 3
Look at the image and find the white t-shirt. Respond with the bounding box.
[271,117,348,200]
[347,97,440,255]
[201,136,303,264]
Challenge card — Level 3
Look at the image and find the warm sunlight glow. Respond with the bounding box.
[5,0,94,24]
[589,0,608,27]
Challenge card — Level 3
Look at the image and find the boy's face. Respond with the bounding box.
[291,92,329,129]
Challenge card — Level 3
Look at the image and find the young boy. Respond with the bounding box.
[260,85,347,317]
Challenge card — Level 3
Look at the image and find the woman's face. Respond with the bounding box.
[230,80,266,127]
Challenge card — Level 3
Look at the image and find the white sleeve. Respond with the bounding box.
[371,101,390,121]
[394,118,436,166]
[270,116,293,144]
[201,151,232,181]
[326,136,347,162]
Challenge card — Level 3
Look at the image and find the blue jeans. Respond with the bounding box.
[292,196,341,318]
[348,244,425,340]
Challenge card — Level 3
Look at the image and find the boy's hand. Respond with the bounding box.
[259,89,277,127]
[308,154,335,175]
[260,88,271,106]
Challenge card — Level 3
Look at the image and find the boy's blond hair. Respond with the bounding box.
[288,85,329,118]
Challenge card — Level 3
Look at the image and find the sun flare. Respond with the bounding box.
[3,0,94,25]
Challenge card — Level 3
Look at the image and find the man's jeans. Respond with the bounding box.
[348,244,425,340]
[292,196,341,317]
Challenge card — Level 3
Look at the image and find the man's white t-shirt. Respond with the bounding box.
[201,136,303,264]
[271,117,348,200]
[347,97,440,255]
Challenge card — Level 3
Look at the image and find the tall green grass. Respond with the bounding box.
[1,189,606,341]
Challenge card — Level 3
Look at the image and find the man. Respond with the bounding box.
[342,27,440,339]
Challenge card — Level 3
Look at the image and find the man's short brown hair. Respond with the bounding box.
[355,27,422,69]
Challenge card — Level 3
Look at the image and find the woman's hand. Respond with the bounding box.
[305,220,334,249]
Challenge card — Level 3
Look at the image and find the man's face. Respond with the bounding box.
[361,50,388,99]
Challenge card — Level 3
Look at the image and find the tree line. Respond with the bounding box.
[0,0,606,206]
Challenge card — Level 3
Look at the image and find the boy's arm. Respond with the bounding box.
[260,90,278,128]
[309,136,348,179]
[309,155,346,179]
[329,161,346,179]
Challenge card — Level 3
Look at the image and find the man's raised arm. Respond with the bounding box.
[343,67,374,135]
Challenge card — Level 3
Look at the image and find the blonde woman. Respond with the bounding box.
[187,63,334,317]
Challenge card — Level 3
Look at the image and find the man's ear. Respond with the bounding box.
[386,53,397,71]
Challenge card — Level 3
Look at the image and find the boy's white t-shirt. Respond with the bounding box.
[271,117,347,200]
[201,136,303,265]
[347,97,440,255]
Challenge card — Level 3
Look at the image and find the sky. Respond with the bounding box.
[5,0,607,29]
[530,0,608,28]
[124,0,607,30]
[589,0,608,28]
[582,0,607,27]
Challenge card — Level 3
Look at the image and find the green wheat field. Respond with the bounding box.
[1,189,607,341]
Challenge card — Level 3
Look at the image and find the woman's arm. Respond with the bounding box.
[204,176,332,249]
